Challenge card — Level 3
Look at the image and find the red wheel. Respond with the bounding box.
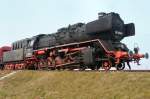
[102,60,112,71]
[9,64,15,70]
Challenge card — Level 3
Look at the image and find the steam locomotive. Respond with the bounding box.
[0,12,148,70]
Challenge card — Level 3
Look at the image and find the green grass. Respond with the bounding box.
[0,71,150,99]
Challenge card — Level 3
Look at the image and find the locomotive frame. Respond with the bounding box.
[2,39,147,71]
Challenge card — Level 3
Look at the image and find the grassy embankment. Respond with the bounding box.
[0,70,150,99]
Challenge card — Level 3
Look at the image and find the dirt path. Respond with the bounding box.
[0,71,19,81]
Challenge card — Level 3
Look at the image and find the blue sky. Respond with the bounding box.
[0,0,149,69]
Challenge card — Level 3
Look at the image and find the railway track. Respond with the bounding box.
[33,68,150,72]
[1,67,150,72]
[97,70,150,72]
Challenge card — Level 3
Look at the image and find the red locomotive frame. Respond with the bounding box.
[1,39,147,71]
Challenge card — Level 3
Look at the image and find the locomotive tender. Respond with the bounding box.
[0,12,148,70]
